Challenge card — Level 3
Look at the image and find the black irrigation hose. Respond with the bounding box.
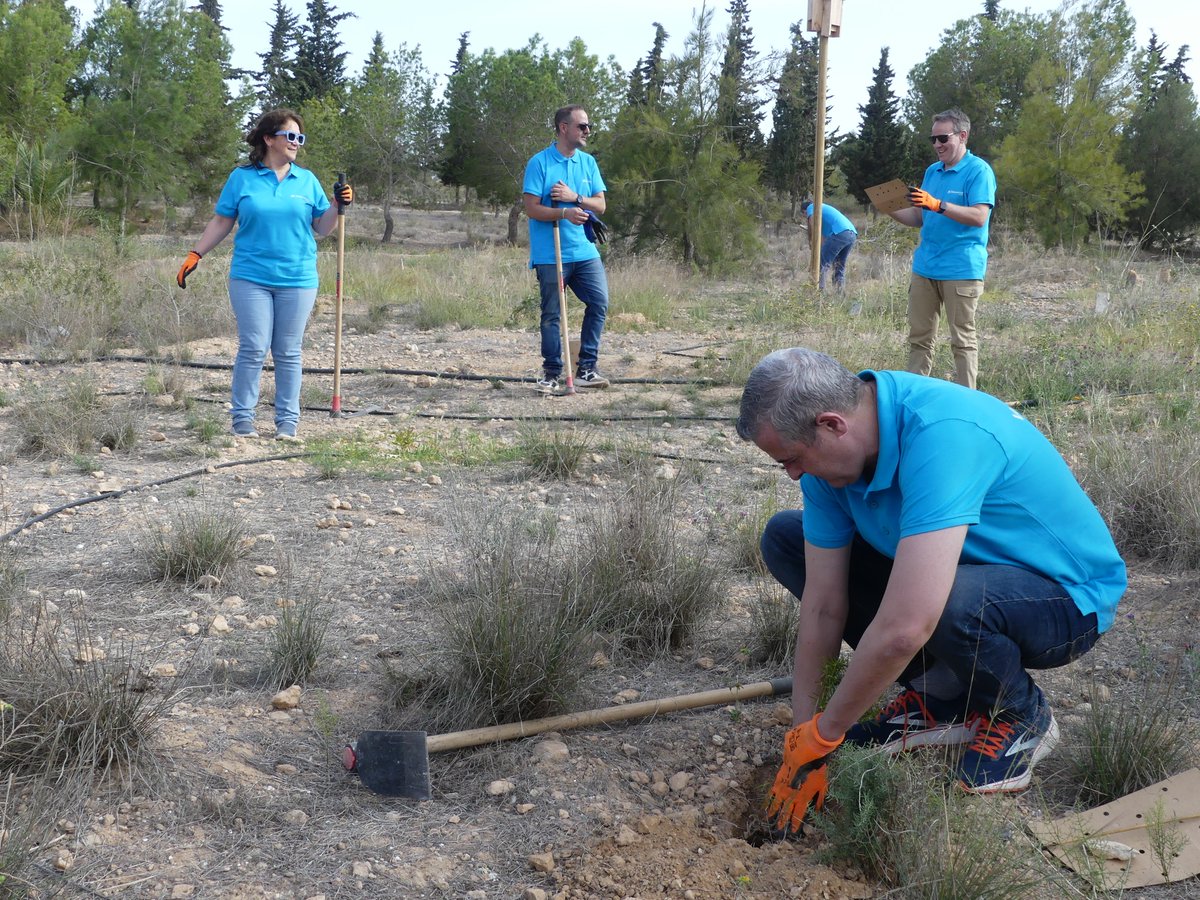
[0,355,707,387]
[0,452,308,545]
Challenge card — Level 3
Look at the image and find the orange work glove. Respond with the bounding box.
[333,179,353,208]
[908,186,944,214]
[764,712,844,836]
[176,250,202,289]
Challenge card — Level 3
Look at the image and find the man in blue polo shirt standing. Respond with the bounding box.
[889,108,996,389]
[522,105,610,392]
[736,348,1125,835]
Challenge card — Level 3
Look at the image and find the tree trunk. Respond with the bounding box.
[382,191,394,243]
[507,199,522,245]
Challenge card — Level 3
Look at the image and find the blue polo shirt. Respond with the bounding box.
[522,144,606,267]
[804,203,857,237]
[912,150,995,281]
[800,370,1126,632]
[214,163,330,288]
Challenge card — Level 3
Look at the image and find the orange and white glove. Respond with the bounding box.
[909,186,944,214]
[764,713,844,836]
[176,250,202,289]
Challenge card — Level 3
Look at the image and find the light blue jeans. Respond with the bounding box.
[535,257,609,376]
[760,510,1100,722]
[228,279,317,431]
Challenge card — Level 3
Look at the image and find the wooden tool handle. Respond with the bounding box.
[426,677,792,753]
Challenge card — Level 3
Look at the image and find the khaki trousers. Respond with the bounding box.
[906,275,983,389]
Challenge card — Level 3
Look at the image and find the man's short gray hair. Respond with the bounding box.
[933,108,970,135]
[736,348,861,445]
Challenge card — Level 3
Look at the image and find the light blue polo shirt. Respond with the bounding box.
[912,150,995,281]
[214,163,330,288]
[800,370,1126,632]
[522,144,606,267]
[804,203,857,237]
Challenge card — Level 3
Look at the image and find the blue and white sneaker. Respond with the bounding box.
[845,689,978,755]
[957,693,1059,794]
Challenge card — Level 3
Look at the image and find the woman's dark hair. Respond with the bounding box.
[245,108,303,166]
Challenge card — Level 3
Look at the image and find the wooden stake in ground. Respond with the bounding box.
[330,171,347,416]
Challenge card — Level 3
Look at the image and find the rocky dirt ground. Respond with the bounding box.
[0,211,1197,899]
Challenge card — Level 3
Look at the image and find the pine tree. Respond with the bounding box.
[836,47,910,207]
[1119,36,1200,247]
[764,23,819,217]
[983,0,1000,22]
[257,0,300,111]
[195,0,222,26]
[293,0,354,107]
[716,0,764,159]
[438,32,473,200]
[626,24,671,109]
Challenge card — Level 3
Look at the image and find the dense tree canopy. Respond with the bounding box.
[0,0,1197,257]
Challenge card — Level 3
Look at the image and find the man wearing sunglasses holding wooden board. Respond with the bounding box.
[888,108,995,390]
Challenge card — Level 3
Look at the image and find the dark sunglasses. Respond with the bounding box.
[274,130,306,145]
[576,122,592,132]
[929,133,956,145]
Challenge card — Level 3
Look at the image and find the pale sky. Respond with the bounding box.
[69,1,1197,135]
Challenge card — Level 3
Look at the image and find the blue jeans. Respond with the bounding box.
[228,279,317,431]
[535,257,609,376]
[760,510,1099,722]
[818,230,856,290]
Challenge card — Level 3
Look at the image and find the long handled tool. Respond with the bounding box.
[326,175,379,418]
[343,676,792,798]
[329,171,348,417]
[552,219,576,396]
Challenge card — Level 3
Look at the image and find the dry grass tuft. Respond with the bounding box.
[14,378,140,458]
[0,609,176,785]
[140,503,249,584]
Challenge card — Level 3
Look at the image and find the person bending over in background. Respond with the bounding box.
[736,347,1125,835]
[522,104,611,393]
[176,107,353,441]
[889,108,995,389]
[804,201,858,291]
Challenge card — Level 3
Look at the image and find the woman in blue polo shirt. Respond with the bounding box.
[176,108,352,441]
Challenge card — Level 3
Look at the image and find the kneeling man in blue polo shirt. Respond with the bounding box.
[737,347,1126,835]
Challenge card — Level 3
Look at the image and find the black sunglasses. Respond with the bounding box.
[929,133,956,145]
[576,122,592,132]
[274,130,306,145]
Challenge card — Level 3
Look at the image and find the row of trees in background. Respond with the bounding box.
[0,0,1197,267]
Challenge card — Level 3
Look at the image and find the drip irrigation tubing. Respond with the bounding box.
[1,451,307,545]
[0,355,708,387]
[90,389,738,423]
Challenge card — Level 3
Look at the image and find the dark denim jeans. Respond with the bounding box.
[760,510,1099,721]
[818,230,856,290]
[535,257,609,376]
